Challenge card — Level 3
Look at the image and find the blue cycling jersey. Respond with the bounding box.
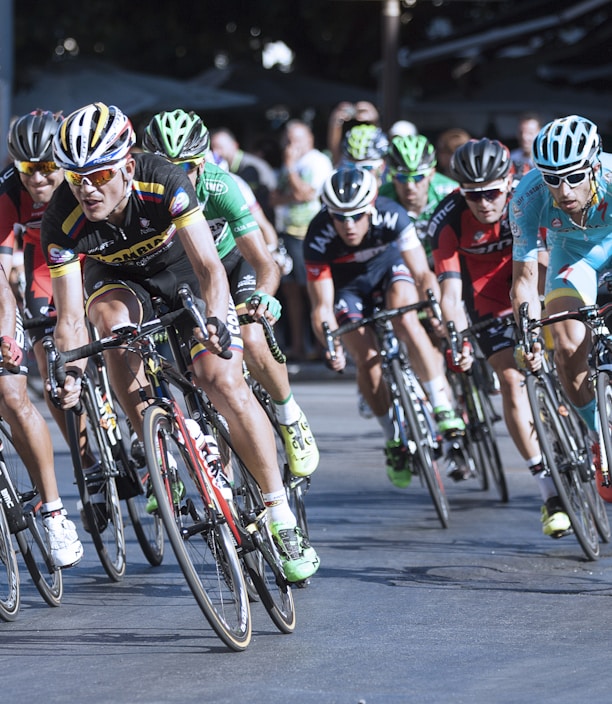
[511,152,612,265]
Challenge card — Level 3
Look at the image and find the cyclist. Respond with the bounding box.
[305,166,464,488]
[511,114,612,503]
[41,102,319,582]
[379,135,458,261]
[338,124,389,186]
[429,140,569,535]
[0,109,84,566]
[142,109,319,479]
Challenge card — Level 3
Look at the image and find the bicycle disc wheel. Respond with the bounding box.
[66,377,126,581]
[0,421,62,607]
[527,375,599,560]
[143,405,251,651]
[396,361,450,528]
[0,506,19,621]
[233,462,296,633]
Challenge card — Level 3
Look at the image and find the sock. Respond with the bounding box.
[423,377,451,410]
[41,498,64,516]
[574,397,598,433]
[263,489,296,525]
[273,393,301,425]
[530,463,557,501]
[375,408,397,442]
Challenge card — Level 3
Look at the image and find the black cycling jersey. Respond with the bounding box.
[41,152,203,277]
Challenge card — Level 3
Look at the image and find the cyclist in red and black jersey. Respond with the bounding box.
[430,138,569,537]
[42,102,319,583]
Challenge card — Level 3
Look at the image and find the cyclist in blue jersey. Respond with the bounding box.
[305,166,464,488]
[511,114,612,502]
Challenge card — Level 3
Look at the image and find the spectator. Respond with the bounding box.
[327,101,380,166]
[270,120,333,361]
[435,128,471,178]
[210,127,278,223]
[510,112,543,179]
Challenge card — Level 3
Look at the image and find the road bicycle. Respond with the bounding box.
[45,285,296,649]
[42,321,164,582]
[0,414,62,621]
[323,291,449,528]
[237,304,311,548]
[517,302,611,560]
[445,319,508,502]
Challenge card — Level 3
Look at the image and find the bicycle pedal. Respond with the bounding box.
[550,527,574,539]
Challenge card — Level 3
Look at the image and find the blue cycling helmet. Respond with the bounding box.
[532,115,601,175]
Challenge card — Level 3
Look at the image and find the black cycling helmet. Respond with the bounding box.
[450,138,511,184]
[8,109,63,163]
[386,135,437,173]
[142,109,210,160]
[321,166,378,214]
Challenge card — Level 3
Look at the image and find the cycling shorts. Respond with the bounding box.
[222,247,257,314]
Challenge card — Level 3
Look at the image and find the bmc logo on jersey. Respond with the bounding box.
[47,245,75,264]
[170,188,191,216]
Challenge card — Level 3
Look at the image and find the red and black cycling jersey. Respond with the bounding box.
[304,195,419,290]
[0,164,48,255]
[428,191,513,321]
[41,152,203,278]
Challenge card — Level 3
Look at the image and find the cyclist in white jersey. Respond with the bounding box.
[511,114,612,502]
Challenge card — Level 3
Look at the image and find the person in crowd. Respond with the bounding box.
[42,102,319,583]
[509,112,543,179]
[435,128,471,179]
[305,166,464,488]
[270,119,333,361]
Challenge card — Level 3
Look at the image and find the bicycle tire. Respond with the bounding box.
[0,421,62,607]
[66,375,126,581]
[0,505,19,621]
[143,405,251,651]
[232,461,296,633]
[467,363,508,503]
[593,371,612,541]
[526,374,599,560]
[395,360,450,528]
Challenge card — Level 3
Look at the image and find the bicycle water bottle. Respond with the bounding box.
[184,419,232,500]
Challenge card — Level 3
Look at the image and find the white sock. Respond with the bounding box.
[274,393,301,425]
[42,498,63,515]
[422,377,451,409]
[375,408,397,441]
[263,489,296,525]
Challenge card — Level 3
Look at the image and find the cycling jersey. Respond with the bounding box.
[41,152,202,278]
[511,153,612,304]
[0,165,43,258]
[195,161,260,260]
[429,191,513,321]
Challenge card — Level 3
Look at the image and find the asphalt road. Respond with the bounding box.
[2,374,612,704]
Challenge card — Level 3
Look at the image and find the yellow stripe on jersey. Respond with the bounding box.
[49,258,82,279]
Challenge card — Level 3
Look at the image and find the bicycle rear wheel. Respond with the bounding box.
[395,360,450,528]
[0,506,19,621]
[66,375,126,581]
[527,374,599,560]
[143,405,251,651]
[0,421,62,607]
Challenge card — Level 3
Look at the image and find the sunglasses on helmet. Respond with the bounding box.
[541,169,590,188]
[14,161,59,176]
[391,169,430,184]
[460,187,507,203]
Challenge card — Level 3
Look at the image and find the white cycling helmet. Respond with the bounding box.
[321,167,378,215]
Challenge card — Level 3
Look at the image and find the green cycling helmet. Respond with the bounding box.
[386,135,436,173]
[142,109,210,159]
[341,125,389,161]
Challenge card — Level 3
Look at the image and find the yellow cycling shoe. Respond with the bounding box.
[280,411,320,477]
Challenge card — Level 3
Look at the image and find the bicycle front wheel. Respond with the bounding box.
[66,376,126,581]
[395,360,450,528]
[0,506,19,621]
[0,421,62,607]
[143,405,251,651]
[527,374,599,560]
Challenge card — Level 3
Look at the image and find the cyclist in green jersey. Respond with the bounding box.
[143,109,319,480]
[379,135,458,262]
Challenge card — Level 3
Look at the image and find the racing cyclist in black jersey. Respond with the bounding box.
[141,109,319,480]
[41,102,319,583]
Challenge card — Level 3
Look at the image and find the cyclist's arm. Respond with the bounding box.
[307,273,346,371]
[439,278,469,333]
[511,259,542,325]
[400,241,440,302]
[234,229,280,296]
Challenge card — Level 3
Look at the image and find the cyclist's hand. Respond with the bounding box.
[514,340,542,372]
[325,345,346,373]
[204,316,231,355]
[246,291,282,323]
[0,335,23,371]
[445,340,473,373]
[46,370,82,409]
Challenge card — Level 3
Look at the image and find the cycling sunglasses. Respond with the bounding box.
[329,210,369,223]
[391,169,430,184]
[14,161,59,176]
[171,158,204,173]
[541,169,590,188]
[460,187,506,203]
